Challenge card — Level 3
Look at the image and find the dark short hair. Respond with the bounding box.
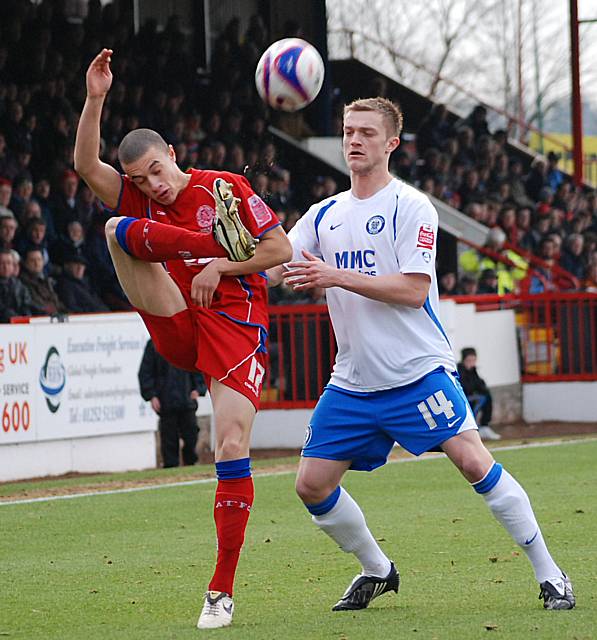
[118,128,169,166]
[461,347,477,360]
[26,217,46,231]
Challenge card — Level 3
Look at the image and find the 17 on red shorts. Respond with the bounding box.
[137,306,268,410]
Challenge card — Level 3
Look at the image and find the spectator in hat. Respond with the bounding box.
[457,347,500,440]
[56,251,109,313]
[477,268,499,294]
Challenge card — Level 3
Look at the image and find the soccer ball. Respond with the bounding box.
[255,38,324,112]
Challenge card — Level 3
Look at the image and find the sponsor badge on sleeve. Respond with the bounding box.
[248,194,273,227]
[417,223,435,249]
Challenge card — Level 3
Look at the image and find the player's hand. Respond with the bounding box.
[190,390,200,400]
[150,397,161,414]
[191,260,223,307]
[86,49,114,98]
[283,250,340,290]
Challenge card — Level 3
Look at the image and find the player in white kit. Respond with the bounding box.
[268,98,574,612]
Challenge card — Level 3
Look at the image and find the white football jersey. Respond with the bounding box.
[288,178,456,392]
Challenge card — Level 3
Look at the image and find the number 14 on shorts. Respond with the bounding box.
[417,390,455,430]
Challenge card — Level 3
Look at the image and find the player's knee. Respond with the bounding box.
[215,423,248,460]
[456,456,492,483]
[295,474,328,505]
[216,439,245,460]
[105,216,124,243]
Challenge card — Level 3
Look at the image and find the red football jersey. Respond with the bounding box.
[109,169,280,329]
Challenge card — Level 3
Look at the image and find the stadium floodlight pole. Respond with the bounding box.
[516,0,524,143]
[569,0,583,186]
[532,0,544,155]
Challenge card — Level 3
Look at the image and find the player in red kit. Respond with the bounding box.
[74,49,292,629]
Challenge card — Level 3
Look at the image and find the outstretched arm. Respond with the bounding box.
[283,250,430,308]
[74,48,122,209]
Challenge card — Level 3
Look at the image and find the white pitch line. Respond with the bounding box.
[1,437,596,507]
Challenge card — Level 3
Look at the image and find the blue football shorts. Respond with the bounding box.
[302,367,477,471]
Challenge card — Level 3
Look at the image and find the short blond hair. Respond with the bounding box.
[344,97,404,138]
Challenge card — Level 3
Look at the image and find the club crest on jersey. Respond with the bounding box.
[303,425,313,448]
[196,204,215,233]
[422,251,432,263]
[248,194,272,227]
[417,223,435,249]
[366,215,385,235]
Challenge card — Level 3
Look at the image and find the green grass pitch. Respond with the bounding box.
[1,440,595,640]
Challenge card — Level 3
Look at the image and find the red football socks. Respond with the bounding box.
[117,217,227,262]
[208,476,255,596]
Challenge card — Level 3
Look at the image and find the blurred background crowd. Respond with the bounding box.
[1,0,596,323]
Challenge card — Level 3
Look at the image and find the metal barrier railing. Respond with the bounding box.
[262,293,597,408]
[518,293,597,381]
[450,292,597,382]
[262,304,335,409]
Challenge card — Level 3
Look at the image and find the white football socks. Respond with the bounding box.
[481,469,562,583]
[312,486,392,578]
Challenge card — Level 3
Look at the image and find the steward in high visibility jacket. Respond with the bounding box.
[459,228,528,295]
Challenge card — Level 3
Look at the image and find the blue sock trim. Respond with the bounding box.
[115,217,137,256]
[306,486,341,516]
[473,462,503,494]
[215,457,251,480]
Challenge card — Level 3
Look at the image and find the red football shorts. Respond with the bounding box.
[137,307,267,411]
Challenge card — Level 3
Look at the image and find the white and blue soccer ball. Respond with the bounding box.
[255,38,324,112]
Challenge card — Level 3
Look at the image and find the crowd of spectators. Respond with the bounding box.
[399,104,597,295]
[1,2,596,324]
[0,1,337,321]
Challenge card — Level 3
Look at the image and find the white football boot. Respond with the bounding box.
[197,591,234,629]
